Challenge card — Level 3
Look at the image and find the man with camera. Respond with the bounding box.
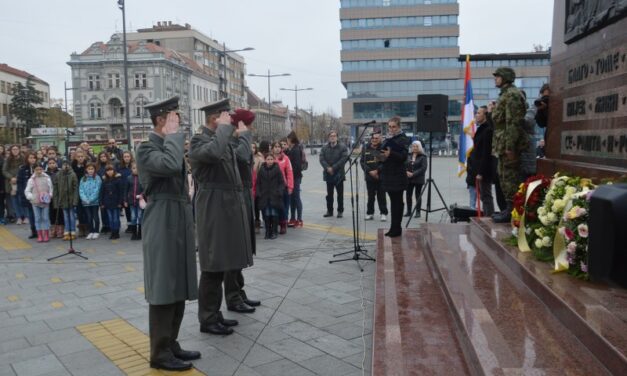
[360,131,388,221]
[188,99,254,336]
[105,138,124,162]
[136,96,200,372]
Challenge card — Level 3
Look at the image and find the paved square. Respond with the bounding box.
[0,155,466,375]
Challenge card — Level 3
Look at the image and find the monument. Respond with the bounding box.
[538,0,627,179]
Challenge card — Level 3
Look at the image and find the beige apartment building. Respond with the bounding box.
[0,64,50,143]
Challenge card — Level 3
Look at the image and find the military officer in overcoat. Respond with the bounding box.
[135,96,200,372]
[188,99,255,336]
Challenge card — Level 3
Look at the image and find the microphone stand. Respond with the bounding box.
[48,159,87,261]
[329,120,376,271]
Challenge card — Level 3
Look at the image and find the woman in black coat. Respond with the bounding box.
[255,154,286,239]
[380,116,409,237]
[405,141,428,218]
[17,152,38,238]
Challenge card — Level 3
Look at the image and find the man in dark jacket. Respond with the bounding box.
[360,132,388,221]
[105,139,124,163]
[467,106,495,216]
[319,131,349,218]
[136,96,200,372]
[380,116,409,237]
[189,99,254,337]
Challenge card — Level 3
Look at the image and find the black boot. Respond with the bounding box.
[125,224,136,234]
[264,218,271,239]
[492,201,513,223]
[270,217,279,239]
[131,226,139,240]
[137,225,142,240]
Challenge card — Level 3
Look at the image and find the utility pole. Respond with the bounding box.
[118,0,132,151]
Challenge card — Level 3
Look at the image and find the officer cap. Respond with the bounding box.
[144,96,180,118]
[200,98,231,116]
[492,67,516,84]
[230,108,255,126]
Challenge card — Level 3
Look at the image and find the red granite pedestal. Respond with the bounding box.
[373,220,627,375]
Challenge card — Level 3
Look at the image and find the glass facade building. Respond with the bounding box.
[340,0,550,143]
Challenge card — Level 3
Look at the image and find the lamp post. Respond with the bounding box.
[248,70,290,137]
[280,85,312,133]
[219,44,254,100]
[117,0,132,151]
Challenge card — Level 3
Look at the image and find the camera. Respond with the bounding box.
[534,95,549,107]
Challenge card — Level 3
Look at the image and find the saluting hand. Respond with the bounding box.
[163,112,180,135]
[234,121,247,137]
[217,111,231,125]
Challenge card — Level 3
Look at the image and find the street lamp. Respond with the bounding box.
[280,85,313,132]
[219,44,254,100]
[248,70,290,137]
[117,0,132,151]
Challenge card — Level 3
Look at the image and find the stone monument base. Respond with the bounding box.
[373,219,627,375]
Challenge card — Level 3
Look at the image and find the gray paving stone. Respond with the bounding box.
[11,354,66,376]
[44,308,117,330]
[0,339,30,356]
[256,327,292,345]
[278,320,328,341]
[306,334,364,358]
[47,336,93,357]
[58,349,123,376]
[253,359,316,376]
[265,338,325,363]
[25,328,79,346]
[233,365,264,376]
[242,344,283,368]
[0,345,51,367]
[300,354,362,376]
[192,348,240,376]
[0,322,51,343]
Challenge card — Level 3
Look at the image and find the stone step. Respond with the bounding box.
[468,217,627,375]
[424,222,613,375]
[372,228,471,375]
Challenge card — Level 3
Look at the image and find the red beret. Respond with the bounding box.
[230,109,256,126]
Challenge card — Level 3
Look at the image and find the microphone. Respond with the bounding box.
[361,120,376,126]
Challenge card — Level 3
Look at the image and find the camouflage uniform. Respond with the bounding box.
[491,67,527,219]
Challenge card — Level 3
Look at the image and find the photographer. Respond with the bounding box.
[535,84,549,130]
[105,139,124,162]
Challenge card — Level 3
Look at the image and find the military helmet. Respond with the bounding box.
[492,67,516,84]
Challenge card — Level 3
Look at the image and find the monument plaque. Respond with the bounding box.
[538,0,627,179]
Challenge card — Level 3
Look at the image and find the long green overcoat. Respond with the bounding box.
[188,124,253,272]
[136,132,198,305]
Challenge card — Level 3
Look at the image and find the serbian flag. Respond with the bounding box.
[458,55,475,176]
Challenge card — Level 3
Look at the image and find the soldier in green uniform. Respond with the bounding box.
[230,109,261,310]
[135,96,200,372]
[490,67,528,223]
[189,99,255,336]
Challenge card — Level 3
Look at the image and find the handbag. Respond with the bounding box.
[34,177,51,204]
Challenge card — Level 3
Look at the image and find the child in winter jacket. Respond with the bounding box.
[124,162,144,240]
[54,161,79,240]
[255,154,285,239]
[100,165,124,239]
[24,165,53,242]
[79,163,102,240]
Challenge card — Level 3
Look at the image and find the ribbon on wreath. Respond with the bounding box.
[517,179,544,253]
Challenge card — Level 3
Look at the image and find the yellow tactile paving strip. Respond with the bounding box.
[0,226,32,250]
[303,222,377,241]
[77,319,205,376]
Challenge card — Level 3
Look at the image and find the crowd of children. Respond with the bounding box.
[0,143,144,242]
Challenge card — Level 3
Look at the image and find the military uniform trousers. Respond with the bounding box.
[198,271,244,324]
[497,155,522,202]
[223,269,247,307]
[149,301,186,362]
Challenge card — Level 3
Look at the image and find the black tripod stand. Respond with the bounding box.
[405,132,451,227]
[330,121,376,272]
[48,154,87,262]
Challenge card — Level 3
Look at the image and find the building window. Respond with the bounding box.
[88,75,101,90]
[135,73,147,88]
[0,81,5,94]
[108,73,121,88]
[89,102,103,119]
[424,16,432,26]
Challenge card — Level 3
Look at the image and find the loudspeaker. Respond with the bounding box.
[417,94,448,133]
[588,184,627,288]
[450,204,477,223]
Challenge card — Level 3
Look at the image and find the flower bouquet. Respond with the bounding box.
[558,193,591,279]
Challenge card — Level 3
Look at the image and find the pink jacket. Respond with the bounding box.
[275,153,294,192]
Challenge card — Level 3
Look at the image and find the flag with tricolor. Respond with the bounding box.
[458,55,475,176]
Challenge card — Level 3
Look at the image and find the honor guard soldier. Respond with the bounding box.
[188,99,255,336]
[136,96,200,371]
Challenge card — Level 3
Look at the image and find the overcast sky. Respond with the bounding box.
[0,0,553,115]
